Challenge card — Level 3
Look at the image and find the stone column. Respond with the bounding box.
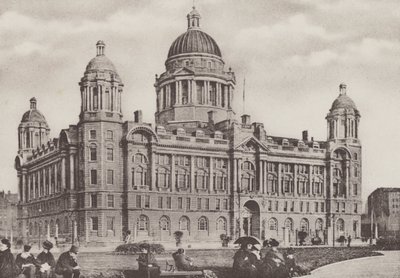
[47,223,50,240]
[237,158,242,193]
[171,155,175,192]
[209,157,214,193]
[258,160,263,193]
[61,154,66,191]
[277,163,281,196]
[309,165,312,196]
[192,80,197,104]
[233,158,237,193]
[69,148,76,190]
[345,161,350,198]
[190,156,195,193]
[55,223,59,238]
[150,147,156,191]
[294,165,298,197]
[226,158,231,195]
[32,173,36,199]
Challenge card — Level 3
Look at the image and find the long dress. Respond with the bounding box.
[0,248,19,278]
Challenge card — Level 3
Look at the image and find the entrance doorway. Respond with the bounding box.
[242,200,260,238]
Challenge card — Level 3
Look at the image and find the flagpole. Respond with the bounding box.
[242,77,246,114]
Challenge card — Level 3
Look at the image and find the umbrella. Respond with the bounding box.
[234,236,262,246]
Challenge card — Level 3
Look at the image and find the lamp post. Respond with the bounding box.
[331,213,336,247]
[38,208,42,249]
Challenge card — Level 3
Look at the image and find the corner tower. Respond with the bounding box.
[79,41,124,123]
[155,7,236,127]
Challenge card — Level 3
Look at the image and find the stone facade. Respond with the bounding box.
[363,188,400,239]
[16,7,362,246]
[0,191,18,240]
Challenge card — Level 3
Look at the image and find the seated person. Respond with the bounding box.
[172,248,195,271]
[55,245,81,278]
[137,243,159,278]
[36,240,56,278]
[284,248,308,277]
[15,244,38,278]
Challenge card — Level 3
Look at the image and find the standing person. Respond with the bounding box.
[232,243,256,278]
[55,245,80,278]
[124,230,132,244]
[137,243,159,278]
[347,235,352,247]
[37,240,56,278]
[0,238,19,278]
[15,244,38,278]
[172,248,195,271]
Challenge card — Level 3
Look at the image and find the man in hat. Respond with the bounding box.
[0,238,19,278]
[172,248,195,271]
[37,240,56,278]
[137,243,159,278]
[15,244,38,278]
[55,245,80,278]
[262,239,289,278]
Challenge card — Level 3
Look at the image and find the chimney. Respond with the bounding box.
[208,111,215,124]
[241,114,251,125]
[134,110,143,123]
[302,130,308,141]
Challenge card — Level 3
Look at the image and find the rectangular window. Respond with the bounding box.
[136,195,142,208]
[106,130,114,140]
[300,201,303,212]
[223,199,228,210]
[178,197,183,209]
[216,199,221,210]
[354,203,358,213]
[107,169,114,185]
[91,217,98,231]
[91,194,97,208]
[167,197,172,209]
[205,198,210,210]
[106,217,114,231]
[90,147,97,161]
[342,202,346,212]
[186,197,191,210]
[291,201,294,212]
[275,201,279,211]
[106,148,114,161]
[197,198,202,210]
[336,202,340,212]
[353,184,358,195]
[107,195,114,208]
[315,202,319,212]
[90,170,97,184]
[268,201,272,211]
[284,201,288,212]
[145,195,150,208]
[306,202,310,212]
[158,196,163,209]
[90,130,96,140]
[321,202,325,212]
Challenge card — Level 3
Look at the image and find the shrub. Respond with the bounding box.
[298,231,308,245]
[337,236,346,243]
[311,237,322,245]
[115,242,165,255]
[376,237,400,250]
[220,234,231,247]
[173,231,184,247]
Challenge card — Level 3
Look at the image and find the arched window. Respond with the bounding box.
[176,169,190,189]
[336,218,345,232]
[267,174,277,193]
[214,172,226,191]
[159,216,170,231]
[64,217,69,233]
[315,219,324,231]
[133,153,148,164]
[179,216,190,231]
[137,215,149,231]
[195,170,208,189]
[284,218,293,231]
[300,218,309,232]
[198,217,208,231]
[268,218,278,231]
[241,161,255,192]
[132,166,147,186]
[216,217,227,231]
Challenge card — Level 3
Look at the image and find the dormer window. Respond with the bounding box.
[282,139,289,146]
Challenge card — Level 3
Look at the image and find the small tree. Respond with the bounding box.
[311,236,322,245]
[298,231,308,246]
[173,231,184,247]
[220,234,231,247]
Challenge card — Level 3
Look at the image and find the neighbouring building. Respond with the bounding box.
[363,188,400,239]
[15,7,362,246]
[0,190,18,240]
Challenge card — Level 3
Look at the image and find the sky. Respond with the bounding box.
[0,0,399,204]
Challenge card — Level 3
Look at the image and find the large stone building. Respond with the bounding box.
[0,191,18,240]
[16,7,362,246]
[362,188,400,239]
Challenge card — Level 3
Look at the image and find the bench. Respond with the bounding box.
[160,270,205,277]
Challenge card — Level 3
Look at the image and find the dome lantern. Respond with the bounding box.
[339,83,347,95]
[96,40,105,56]
[187,6,201,30]
[30,97,37,110]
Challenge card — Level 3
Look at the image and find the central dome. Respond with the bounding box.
[168,29,222,58]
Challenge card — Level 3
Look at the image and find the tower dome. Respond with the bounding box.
[167,7,222,59]
[84,41,118,75]
[20,98,48,127]
[331,84,358,111]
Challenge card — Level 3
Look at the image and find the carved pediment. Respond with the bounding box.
[235,136,269,153]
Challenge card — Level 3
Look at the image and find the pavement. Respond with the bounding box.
[309,251,400,278]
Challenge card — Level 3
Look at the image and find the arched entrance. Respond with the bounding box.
[242,200,260,238]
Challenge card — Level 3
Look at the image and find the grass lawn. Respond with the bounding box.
[78,247,382,278]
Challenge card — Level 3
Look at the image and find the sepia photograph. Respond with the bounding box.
[0,0,399,277]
